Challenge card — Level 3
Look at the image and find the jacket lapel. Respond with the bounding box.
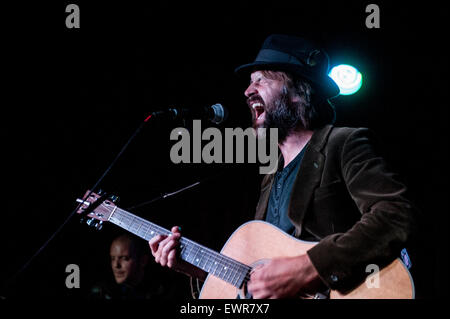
[254,173,275,220]
[254,125,334,235]
[287,125,333,237]
[254,151,287,220]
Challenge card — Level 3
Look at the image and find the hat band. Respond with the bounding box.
[255,49,305,67]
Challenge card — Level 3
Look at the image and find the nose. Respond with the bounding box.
[244,82,257,98]
[112,260,121,269]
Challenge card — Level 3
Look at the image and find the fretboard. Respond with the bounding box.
[108,207,251,288]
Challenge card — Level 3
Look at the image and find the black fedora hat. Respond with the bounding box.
[235,34,340,99]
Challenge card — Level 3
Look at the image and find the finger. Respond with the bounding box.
[171,226,182,234]
[154,236,173,263]
[250,263,264,274]
[149,235,166,255]
[250,267,264,281]
[159,236,181,266]
[247,281,269,299]
[159,232,180,250]
[167,249,177,268]
[248,281,270,299]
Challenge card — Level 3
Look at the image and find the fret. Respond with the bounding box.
[197,248,204,269]
[179,240,188,259]
[129,216,137,230]
[147,226,157,239]
[198,248,208,270]
[183,244,191,264]
[236,265,247,288]
[179,240,193,263]
[224,266,233,284]
[192,245,202,267]
[143,225,151,241]
[217,259,227,282]
[138,223,149,240]
[128,217,136,233]
[204,251,215,274]
[120,213,130,229]
[228,261,237,284]
[117,210,125,225]
[236,264,247,287]
[186,246,196,264]
[230,266,239,287]
[134,219,142,234]
[205,253,213,273]
[222,258,232,282]
[224,265,232,284]
[214,257,223,279]
[213,260,220,277]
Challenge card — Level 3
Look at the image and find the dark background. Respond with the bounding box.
[1,0,448,304]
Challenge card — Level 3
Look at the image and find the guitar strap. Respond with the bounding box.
[189,277,202,299]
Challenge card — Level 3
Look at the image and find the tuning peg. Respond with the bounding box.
[86,217,96,227]
[95,221,103,231]
[97,189,105,196]
[110,195,119,203]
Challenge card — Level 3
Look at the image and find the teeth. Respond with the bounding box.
[252,102,263,108]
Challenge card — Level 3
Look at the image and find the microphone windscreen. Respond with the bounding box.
[210,103,228,124]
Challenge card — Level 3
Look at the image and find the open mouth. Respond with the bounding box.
[250,102,265,121]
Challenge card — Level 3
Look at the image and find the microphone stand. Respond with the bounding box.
[126,170,226,211]
[126,181,201,210]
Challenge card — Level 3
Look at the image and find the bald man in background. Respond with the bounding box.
[89,233,180,300]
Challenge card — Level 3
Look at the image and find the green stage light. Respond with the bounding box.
[328,64,363,95]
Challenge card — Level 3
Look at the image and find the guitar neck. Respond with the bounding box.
[108,207,250,288]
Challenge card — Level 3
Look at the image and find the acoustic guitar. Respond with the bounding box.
[76,190,415,299]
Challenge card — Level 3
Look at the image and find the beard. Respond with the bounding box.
[262,88,303,144]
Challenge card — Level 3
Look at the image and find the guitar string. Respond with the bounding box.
[110,206,252,287]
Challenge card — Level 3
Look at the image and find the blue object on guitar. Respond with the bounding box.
[401,248,412,270]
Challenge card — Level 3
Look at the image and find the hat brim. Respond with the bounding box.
[235,61,340,99]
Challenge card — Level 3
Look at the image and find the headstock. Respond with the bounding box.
[76,190,119,230]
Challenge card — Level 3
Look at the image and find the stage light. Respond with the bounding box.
[328,64,363,95]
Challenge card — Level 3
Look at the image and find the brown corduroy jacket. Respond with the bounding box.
[254,125,418,291]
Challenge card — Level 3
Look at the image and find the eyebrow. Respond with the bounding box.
[250,74,264,84]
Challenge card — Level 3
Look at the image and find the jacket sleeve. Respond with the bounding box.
[306,128,419,291]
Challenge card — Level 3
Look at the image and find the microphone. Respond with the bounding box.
[151,103,228,124]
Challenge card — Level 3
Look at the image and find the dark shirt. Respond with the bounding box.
[265,145,307,235]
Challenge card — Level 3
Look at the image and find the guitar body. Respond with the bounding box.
[199,220,414,299]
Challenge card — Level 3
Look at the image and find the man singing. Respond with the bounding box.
[149,34,418,298]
